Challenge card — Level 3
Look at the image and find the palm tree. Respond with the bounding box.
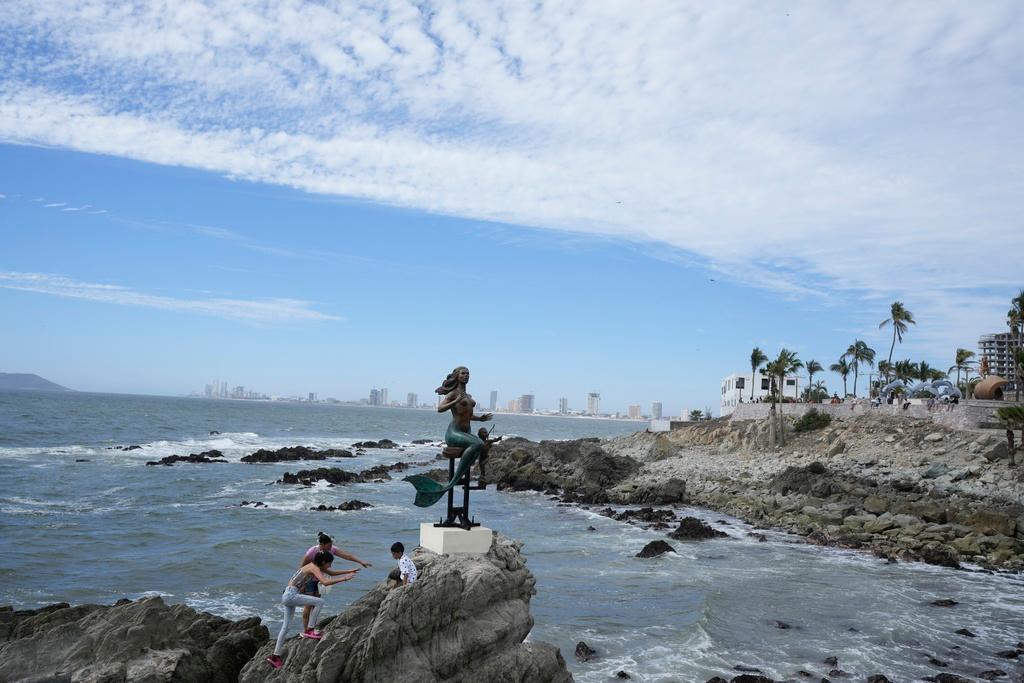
[749,347,768,401]
[894,359,918,383]
[916,361,944,383]
[768,348,802,447]
[948,348,976,391]
[879,301,915,381]
[688,409,704,422]
[844,340,876,397]
[830,358,851,397]
[802,381,828,403]
[804,360,823,403]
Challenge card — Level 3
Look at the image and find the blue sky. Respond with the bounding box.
[1,2,1021,414]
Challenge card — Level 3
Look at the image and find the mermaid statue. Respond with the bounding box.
[403,366,493,508]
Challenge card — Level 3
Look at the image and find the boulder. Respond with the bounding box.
[239,534,572,683]
[924,432,945,442]
[628,478,686,504]
[635,540,677,558]
[574,641,597,662]
[668,517,728,541]
[0,597,267,682]
[241,446,354,463]
[310,500,373,512]
[145,450,228,466]
[969,510,1017,537]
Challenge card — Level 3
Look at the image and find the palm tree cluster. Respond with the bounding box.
[1009,289,1024,401]
[739,290,1023,442]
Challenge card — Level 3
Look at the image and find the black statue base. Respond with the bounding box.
[434,446,486,530]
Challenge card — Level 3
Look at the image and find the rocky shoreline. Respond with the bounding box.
[0,535,573,683]
[486,413,1024,572]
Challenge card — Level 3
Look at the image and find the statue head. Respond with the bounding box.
[436,366,469,395]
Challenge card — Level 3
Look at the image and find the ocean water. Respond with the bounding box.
[1,391,1022,682]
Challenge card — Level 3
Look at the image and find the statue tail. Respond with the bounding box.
[403,475,448,508]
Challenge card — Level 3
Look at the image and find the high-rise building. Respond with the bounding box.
[406,392,418,408]
[628,404,642,419]
[519,394,535,413]
[369,389,380,406]
[380,388,389,406]
[979,332,1021,391]
[558,397,568,414]
[489,390,498,411]
[506,399,518,412]
[308,392,317,402]
[651,402,663,420]
[587,392,601,415]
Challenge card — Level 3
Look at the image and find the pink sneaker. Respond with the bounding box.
[265,655,283,669]
[301,629,323,640]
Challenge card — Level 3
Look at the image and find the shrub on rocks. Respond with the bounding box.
[792,408,832,433]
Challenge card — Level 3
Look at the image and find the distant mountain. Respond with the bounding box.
[0,373,73,392]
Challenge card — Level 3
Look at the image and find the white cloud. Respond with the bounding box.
[43,202,67,208]
[0,1,1021,344]
[0,271,341,323]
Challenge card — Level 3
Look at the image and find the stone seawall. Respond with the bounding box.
[726,400,1009,430]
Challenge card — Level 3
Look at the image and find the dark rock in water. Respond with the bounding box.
[636,540,676,558]
[733,665,764,673]
[928,656,949,667]
[411,439,433,444]
[931,598,958,607]
[796,671,813,678]
[932,675,973,683]
[279,461,410,486]
[422,468,450,483]
[919,544,961,569]
[0,596,267,682]
[823,656,838,667]
[75,458,90,462]
[574,640,597,662]
[773,620,794,630]
[706,678,729,683]
[586,526,596,531]
[351,439,397,449]
[310,500,373,512]
[731,675,775,683]
[616,671,631,679]
[827,669,849,677]
[209,430,220,435]
[239,500,267,508]
[748,532,768,542]
[866,676,892,683]
[993,650,1019,659]
[978,670,1007,680]
[603,506,676,528]
[241,446,354,463]
[954,628,976,637]
[669,517,728,541]
[145,450,227,466]
[238,535,572,682]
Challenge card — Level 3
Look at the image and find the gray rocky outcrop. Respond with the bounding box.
[517,413,1024,570]
[487,438,643,504]
[239,534,573,683]
[0,597,267,683]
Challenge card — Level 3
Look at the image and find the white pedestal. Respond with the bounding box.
[419,523,493,555]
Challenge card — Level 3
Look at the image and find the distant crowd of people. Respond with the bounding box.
[740,392,961,411]
[265,532,417,669]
